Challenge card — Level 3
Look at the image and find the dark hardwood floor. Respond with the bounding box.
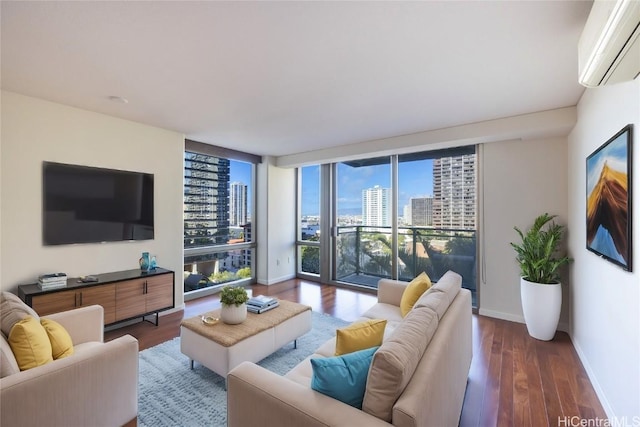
[105,279,606,426]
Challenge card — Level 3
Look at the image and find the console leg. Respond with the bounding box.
[294,339,297,349]
[142,312,159,326]
[190,359,194,370]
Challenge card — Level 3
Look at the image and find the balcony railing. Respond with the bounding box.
[334,225,477,304]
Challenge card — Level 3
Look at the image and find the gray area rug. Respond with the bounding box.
[138,311,348,427]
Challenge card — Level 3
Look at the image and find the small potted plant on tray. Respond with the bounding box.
[219,285,249,325]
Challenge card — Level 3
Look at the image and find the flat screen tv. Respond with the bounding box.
[43,162,154,245]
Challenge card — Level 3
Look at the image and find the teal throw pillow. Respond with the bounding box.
[310,346,378,409]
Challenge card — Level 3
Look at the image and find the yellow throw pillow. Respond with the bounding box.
[40,318,74,360]
[400,272,432,317]
[335,319,387,356]
[8,316,53,371]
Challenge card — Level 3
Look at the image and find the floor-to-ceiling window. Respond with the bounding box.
[335,157,392,287]
[183,140,260,300]
[397,147,477,305]
[298,165,321,277]
[296,146,478,307]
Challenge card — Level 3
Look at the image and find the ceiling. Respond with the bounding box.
[1,1,592,158]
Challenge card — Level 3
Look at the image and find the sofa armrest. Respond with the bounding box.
[1,334,138,427]
[377,279,408,306]
[45,304,104,344]
[228,362,390,427]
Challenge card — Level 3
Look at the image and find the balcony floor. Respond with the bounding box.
[338,273,381,288]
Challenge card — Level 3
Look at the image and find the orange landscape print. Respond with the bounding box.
[586,125,632,270]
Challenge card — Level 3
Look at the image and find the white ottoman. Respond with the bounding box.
[180,300,312,379]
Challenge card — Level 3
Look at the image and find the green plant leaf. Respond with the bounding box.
[219,285,249,306]
[510,213,572,284]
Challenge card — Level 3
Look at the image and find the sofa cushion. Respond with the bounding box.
[41,318,74,359]
[361,303,403,324]
[425,270,462,306]
[311,346,378,409]
[362,307,439,422]
[335,319,386,356]
[400,272,432,317]
[8,316,53,371]
[1,292,40,337]
[414,288,450,320]
[0,333,20,378]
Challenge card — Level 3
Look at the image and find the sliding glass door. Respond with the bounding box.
[334,157,392,287]
[296,146,478,306]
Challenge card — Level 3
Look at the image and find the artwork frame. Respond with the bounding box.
[586,124,633,271]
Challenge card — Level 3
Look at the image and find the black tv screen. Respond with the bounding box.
[43,162,154,245]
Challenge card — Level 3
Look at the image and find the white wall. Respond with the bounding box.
[567,79,640,419]
[480,137,569,328]
[256,156,296,285]
[0,92,185,310]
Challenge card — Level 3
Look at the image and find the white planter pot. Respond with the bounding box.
[520,277,562,341]
[220,303,247,325]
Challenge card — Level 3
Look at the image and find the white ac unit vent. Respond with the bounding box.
[578,0,640,87]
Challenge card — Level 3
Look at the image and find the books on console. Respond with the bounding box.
[247,295,279,314]
[38,273,68,290]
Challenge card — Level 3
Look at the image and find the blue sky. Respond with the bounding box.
[301,160,434,216]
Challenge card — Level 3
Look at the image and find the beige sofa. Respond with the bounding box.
[0,297,139,427]
[227,270,472,427]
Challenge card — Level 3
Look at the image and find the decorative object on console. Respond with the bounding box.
[511,213,572,341]
[219,286,248,325]
[150,255,157,270]
[139,252,150,271]
[38,273,68,290]
[586,124,633,271]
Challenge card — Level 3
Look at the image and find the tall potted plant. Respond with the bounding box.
[219,285,249,325]
[511,213,571,341]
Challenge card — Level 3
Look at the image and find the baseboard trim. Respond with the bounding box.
[571,336,615,419]
[258,273,296,286]
[253,279,298,295]
[478,308,569,332]
[478,308,525,324]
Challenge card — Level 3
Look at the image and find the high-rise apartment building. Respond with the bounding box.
[229,181,248,226]
[362,185,391,226]
[432,154,476,229]
[410,196,434,226]
[183,152,230,247]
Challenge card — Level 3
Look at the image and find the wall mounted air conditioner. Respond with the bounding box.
[578,0,640,87]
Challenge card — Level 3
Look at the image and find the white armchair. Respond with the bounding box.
[0,304,139,427]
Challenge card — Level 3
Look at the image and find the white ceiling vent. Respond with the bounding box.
[578,0,640,87]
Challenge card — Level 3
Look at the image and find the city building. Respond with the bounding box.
[410,196,434,227]
[432,154,476,229]
[183,152,230,286]
[362,185,391,226]
[229,181,248,226]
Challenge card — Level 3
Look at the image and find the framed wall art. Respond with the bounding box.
[586,124,633,271]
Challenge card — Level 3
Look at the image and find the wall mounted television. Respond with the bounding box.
[43,162,154,245]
